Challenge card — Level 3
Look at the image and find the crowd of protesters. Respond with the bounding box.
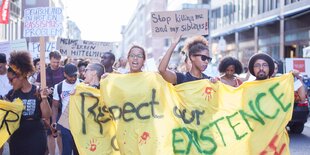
[0,35,308,155]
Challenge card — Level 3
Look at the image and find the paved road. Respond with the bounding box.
[289,118,310,155]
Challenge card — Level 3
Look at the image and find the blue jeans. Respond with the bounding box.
[59,125,78,155]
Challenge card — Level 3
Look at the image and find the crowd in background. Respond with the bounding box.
[0,35,308,155]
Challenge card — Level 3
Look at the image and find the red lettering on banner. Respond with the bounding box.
[260,135,286,155]
[293,60,305,72]
[0,0,10,24]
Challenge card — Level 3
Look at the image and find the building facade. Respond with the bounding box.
[120,0,210,67]
[209,0,310,71]
[0,0,22,41]
[121,0,167,64]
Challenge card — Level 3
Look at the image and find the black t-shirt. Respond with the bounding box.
[6,85,42,120]
[176,72,211,85]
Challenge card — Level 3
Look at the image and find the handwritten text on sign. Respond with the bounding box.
[56,38,114,59]
[151,9,208,37]
[28,42,56,62]
[23,7,63,37]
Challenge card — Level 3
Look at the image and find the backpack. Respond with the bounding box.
[56,79,83,111]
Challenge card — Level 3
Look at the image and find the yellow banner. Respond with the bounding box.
[69,83,118,155]
[70,72,294,155]
[0,99,24,147]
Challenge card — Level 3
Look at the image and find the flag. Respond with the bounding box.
[0,0,10,24]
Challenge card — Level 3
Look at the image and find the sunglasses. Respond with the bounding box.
[193,54,212,62]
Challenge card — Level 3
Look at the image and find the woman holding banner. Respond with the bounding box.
[5,51,52,155]
[83,62,105,88]
[158,35,213,84]
[127,45,146,73]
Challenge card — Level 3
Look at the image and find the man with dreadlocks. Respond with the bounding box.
[4,51,52,155]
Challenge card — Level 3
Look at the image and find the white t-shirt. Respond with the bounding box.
[53,79,80,113]
[0,74,12,96]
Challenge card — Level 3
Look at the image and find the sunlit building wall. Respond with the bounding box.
[209,0,310,72]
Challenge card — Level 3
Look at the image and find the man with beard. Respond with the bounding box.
[51,63,80,155]
[248,53,306,101]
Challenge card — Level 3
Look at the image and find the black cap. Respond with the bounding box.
[0,53,6,63]
[64,63,78,77]
[248,53,275,77]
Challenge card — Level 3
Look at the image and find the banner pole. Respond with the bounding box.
[39,37,47,94]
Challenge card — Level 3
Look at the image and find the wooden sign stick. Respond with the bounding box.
[39,37,47,94]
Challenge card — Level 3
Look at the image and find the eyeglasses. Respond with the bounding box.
[84,68,93,73]
[193,54,212,62]
[8,76,17,83]
[129,53,144,59]
[253,63,269,68]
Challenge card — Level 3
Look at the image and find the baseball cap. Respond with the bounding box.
[0,53,6,63]
[64,63,78,77]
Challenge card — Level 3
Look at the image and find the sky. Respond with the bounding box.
[65,0,138,42]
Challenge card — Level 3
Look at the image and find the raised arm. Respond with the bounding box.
[292,70,307,101]
[158,36,181,84]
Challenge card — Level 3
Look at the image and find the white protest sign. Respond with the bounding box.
[23,7,63,37]
[28,41,56,62]
[10,39,27,51]
[56,38,114,59]
[303,46,310,57]
[285,58,310,76]
[0,41,10,60]
[151,9,208,37]
[0,39,27,60]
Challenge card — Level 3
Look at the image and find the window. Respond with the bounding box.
[211,7,221,29]
[202,0,211,4]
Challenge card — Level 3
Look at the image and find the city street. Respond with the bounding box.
[289,117,310,155]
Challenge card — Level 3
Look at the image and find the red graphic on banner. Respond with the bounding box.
[86,138,98,152]
[260,134,286,155]
[293,60,305,72]
[0,0,10,24]
[139,132,150,144]
[203,87,216,101]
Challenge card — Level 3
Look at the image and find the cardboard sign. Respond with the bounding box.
[151,9,208,37]
[23,7,63,37]
[56,38,114,59]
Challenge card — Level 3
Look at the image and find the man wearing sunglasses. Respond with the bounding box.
[159,35,213,85]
